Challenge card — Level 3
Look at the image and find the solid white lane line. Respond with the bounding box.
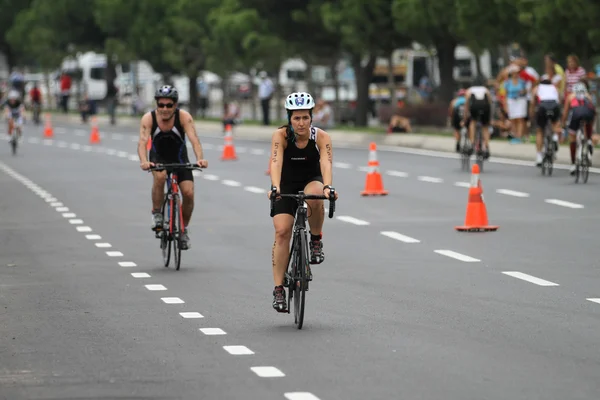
[161,297,184,304]
[200,328,226,335]
[285,393,321,400]
[145,284,167,291]
[244,186,266,194]
[502,271,559,286]
[587,298,600,305]
[336,216,370,226]
[222,180,241,187]
[118,261,137,267]
[454,181,471,188]
[333,162,352,169]
[418,176,443,183]
[496,189,530,198]
[69,219,84,224]
[434,250,480,262]
[106,251,123,257]
[380,231,420,243]
[95,243,112,248]
[386,170,409,177]
[85,234,101,240]
[179,312,203,318]
[131,273,151,278]
[544,199,584,209]
[250,366,285,378]
[203,174,219,181]
[76,226,92,232]
[223,346,254,355]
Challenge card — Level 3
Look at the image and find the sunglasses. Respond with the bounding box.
[157,102,174,108]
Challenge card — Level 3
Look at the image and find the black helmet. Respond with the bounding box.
[154,85,179,102]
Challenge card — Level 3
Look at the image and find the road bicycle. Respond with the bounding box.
[149,163,202,270]
[269,187,336,329]
[540,109,557,176]
[574,127,593,184]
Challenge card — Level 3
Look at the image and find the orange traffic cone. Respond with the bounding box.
[89,117,101,144]
[221,124,237,161]
[361,142,388,196]
[455,164,499,232]
[43,113,53,138]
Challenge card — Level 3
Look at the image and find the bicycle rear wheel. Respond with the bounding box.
[582,152,590,183]
[161,197,171,267]
[172,194,182,271]
[294,231,308,329]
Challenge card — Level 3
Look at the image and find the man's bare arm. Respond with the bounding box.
[138,113,152,163]
[181,110,204,161]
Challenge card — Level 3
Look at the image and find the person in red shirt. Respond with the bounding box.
[29,82,42,124]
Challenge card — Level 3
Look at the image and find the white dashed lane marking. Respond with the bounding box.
[385,170,409,177]
[496,189,530,198]
[95,243,112,248]
[131,273,151,278]
[76,226,93,232]
[180,312,203,319]
[145,284,167,291]
[544,199,584,209]
[56,206,69,212]
[418,176,443,183]
[69,219,84,224]
[244,186,266,194]
[250,366,285,378]
[285,393,321,400]
[222,180,241,187]
[85,234,101,240]
[333,162,351,169]
[118,261,137,267]
[200,328,226,335]
[203,174,219,181]
[502,271,559,286]
[62,213,76,218]
[380,231,420,243]
[336,216,370,226]
[161,297,185,304]
[223,346,255,355]
[106,251,123,257]
[454,181,470,188]
[434,250,480,263]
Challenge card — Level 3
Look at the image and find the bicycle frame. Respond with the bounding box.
[163,171,184,237]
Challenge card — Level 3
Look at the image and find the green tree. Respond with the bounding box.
[393,0,464,102]
[516,0,600,68]
[321,0,409,126]
[0,0,34,68]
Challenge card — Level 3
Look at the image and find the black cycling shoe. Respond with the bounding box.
[272,285,287,312]
[309,239,324,265]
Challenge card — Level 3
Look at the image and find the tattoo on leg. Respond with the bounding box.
[272,240,276,268]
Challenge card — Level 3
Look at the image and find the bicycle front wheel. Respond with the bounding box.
[294,232,308,329]
[173,195,182,271]
[161,197,171,267]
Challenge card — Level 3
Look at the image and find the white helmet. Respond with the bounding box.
[7,90,20,100]
[573,82,587,98]
[285,92,315,111]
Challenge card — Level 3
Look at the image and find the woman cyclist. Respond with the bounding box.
[530,76,561,166]
[562,81,596,174]
[268,92,338,313]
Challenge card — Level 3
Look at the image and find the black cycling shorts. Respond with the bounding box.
[272,176,323,217]
[535,100,560,129]
[469,99,491,126]
[451,107,464,130]
[568,106,596,132]
[149,149,194,183]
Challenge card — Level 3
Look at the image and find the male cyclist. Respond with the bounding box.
[137,85,208,250]
[29,83,42,124]
[4,90,25,142]
[562,81,596,174]
[463,77,492,159]
[268,92,339,312]
[448,88,466,152]
[530,77,561,166]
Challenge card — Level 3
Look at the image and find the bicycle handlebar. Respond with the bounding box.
[148,163,203,172]
[269,187,336,219]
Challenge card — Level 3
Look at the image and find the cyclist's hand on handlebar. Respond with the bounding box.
[268,186,280,200]
[140,161,155,171]
[323,186,338,200]
[196,159,208,168]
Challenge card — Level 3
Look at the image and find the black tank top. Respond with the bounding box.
[280,126,321,185]
[150,108,189,162]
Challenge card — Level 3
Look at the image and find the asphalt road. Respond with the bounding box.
[1,120,600,400]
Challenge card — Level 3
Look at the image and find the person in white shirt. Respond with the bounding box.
[258,71,274,125]
[530,77,561,166]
